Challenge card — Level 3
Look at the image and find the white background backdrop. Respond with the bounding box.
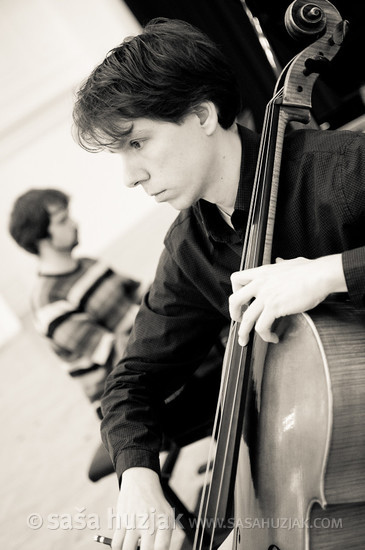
[0,3,185,550]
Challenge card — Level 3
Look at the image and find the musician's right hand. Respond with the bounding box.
[111,467,175,550]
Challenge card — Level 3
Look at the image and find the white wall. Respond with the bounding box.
[0,0,170,326]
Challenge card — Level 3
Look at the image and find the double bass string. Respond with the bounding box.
[192,323,239,550]
[193,323,246,550]
[242,88,283,272]
[194,92,279,550]
[193,90,283,550]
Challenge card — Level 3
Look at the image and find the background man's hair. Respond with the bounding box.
[9,188,69,255]
[73,18,242,152]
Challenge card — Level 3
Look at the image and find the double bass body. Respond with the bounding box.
[232,300,365,549]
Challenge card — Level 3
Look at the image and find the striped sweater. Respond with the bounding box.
[32,258,142,416]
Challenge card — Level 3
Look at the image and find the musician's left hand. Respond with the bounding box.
[229,254,347,346]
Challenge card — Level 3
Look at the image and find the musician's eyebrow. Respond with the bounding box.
[108,123,134,152]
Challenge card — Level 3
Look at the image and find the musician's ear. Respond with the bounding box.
[193,101,219,136]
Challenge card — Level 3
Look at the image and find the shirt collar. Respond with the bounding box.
[193,124,260,243]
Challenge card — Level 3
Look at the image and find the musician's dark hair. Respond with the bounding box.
[9,188,69,255]
[72,18,242,152]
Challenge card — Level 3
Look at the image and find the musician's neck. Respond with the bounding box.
[202,123,241,215]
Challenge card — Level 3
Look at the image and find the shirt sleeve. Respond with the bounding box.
[340,132,365,307]
[100,246,226,483]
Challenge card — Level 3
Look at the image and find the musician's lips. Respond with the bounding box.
[151,190,167,202]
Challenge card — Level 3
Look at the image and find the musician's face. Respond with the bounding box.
[107,109,218,210]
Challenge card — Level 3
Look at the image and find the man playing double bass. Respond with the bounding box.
[72,18,365,550]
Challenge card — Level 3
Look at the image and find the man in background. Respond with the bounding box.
[9,188,144,478]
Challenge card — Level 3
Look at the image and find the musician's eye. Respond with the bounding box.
[130,140,143,150]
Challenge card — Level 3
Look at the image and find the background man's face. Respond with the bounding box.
[46,203,79,251]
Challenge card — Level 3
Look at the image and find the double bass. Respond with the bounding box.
[193,1,365,549]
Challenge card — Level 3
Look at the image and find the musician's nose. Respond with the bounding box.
[118,154,147,189]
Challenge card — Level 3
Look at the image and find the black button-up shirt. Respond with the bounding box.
[101,125,365,481]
